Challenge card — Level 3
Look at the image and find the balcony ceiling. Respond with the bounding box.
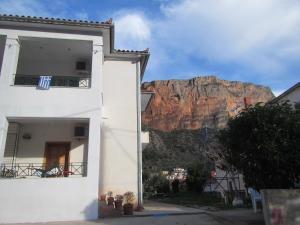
[8,117,89,124]
[19,37,92,61]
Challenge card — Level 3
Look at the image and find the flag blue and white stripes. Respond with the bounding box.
[38,76,52,90]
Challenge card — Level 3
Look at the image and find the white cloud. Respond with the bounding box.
[272,89,284,97]
[111,0,300,86]
[157,0,300,76]
[0,0,88,20]
[114,12,151,50]
[0,0,69,18]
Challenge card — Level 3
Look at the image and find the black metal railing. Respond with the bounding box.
[14,74,91,88]
[0,162,87,179]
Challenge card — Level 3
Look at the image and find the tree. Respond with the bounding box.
[171,179,180,193]
[143,172,170,193]
[218,101,300,191]
[186,160,211,193]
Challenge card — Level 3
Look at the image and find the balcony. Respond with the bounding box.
[1,162,87,179]
[2,119,89,180]
[14,37,92,88]
[14,74,91,88]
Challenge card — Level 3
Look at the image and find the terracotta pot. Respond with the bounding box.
[123,203,133,215]
[114,200,123,210]
[107,196,114,206]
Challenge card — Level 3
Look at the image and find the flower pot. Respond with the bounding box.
[100,194,106,201]
[107,196,114,206]
[123,203,133,215]
[114,200,123,210]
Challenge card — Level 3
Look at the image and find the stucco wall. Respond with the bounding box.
[101,59,139,201]
[261,189,300,225]
[280,86,300,106]
[0,178,98,223]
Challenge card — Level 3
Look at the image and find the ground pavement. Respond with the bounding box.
[5,201,264,225]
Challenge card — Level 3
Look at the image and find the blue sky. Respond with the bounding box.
[1,0,300,95]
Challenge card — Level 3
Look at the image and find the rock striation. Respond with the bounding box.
[142,76,274,131]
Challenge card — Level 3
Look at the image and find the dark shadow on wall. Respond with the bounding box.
[82,199,99,220]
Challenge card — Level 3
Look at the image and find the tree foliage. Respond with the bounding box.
[143,172,170,193]
[186,160,211,193]
[218,101,300,190]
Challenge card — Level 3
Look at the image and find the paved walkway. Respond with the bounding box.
[134,200,205,216]
[4,201,264,225]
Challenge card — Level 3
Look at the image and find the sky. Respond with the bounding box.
[0,0,300,96]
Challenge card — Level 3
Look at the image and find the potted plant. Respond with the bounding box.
[114,194,123,210]
[123,191,135,215]
[107,191,114,206]
[99,194,106,201]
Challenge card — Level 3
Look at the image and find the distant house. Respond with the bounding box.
[0,14,150,223]
[270,82,300,107]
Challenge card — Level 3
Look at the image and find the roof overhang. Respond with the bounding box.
[105,49,150,80]
[0,14,150,78]
[270,82,300,104]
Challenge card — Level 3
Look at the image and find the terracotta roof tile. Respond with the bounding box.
[0,14,113,28]
[0,14,150,57]
[113,48,149,54]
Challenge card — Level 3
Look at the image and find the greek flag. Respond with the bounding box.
[38,76,52,90]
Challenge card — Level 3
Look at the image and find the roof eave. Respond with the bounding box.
[270,82,300,103]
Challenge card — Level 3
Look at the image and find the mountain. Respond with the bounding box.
[143,128,218,172]
[142,76,274,131]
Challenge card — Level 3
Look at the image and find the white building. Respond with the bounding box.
[270,82,300,107]
[0,14,150,223]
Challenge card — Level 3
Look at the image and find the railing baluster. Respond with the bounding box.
[0,162,87,179]
[14,74,90,88]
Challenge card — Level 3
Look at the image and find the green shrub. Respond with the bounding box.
[186,161,210,193]
[144,173,170,193]
[171,179,180,193]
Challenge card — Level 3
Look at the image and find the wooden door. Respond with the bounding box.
[44,143,70,172]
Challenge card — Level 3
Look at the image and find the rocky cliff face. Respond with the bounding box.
[142,76,274,131]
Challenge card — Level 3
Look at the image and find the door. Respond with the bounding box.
[44,143,70,173]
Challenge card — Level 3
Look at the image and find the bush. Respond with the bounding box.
[218,101,300,190]
[186,161,210,193]
[171,179,180,193]
[144,173,170,193]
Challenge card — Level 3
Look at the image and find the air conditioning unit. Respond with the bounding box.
[76,61,86,71]
[74,126,88,139]
[75,61,89,75]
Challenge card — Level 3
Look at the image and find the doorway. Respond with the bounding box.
[44,142,70,173]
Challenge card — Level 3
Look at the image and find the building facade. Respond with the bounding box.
[270,82,300,107]
[0,15,149,223]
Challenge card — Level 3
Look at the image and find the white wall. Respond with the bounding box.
[141,131,149,150]
[0,178,98,223]
[279,86,300,107]
[101,59,139,203]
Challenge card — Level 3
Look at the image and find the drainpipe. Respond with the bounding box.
[136,60,143,210]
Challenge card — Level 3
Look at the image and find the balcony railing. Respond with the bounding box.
[14,74,91,88]
[0,162,87,179]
